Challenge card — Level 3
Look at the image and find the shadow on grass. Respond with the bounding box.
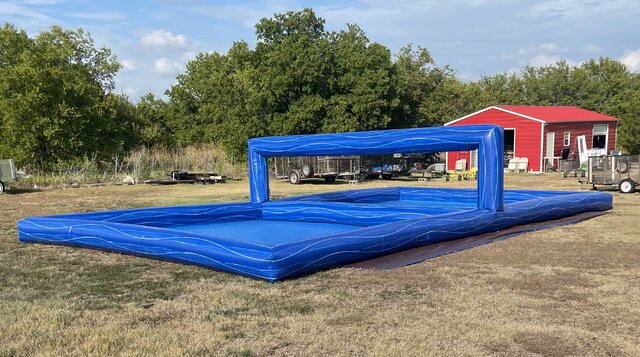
[1,186,43,195]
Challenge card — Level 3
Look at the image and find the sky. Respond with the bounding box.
[2,0,639,100]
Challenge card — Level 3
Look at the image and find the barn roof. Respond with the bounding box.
[446,105,619,126]
[496,106,619,123]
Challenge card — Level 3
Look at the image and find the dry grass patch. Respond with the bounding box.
[1,174,639,355]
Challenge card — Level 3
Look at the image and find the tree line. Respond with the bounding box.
[1,9,639,171]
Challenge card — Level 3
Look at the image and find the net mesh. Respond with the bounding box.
[268,151,478,209]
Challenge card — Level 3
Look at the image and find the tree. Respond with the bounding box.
[167,9,413,158]
[323,24,395,132]
[476,58,640,152]
[391,45,489,127]
[0,24,122,170]
[476,72,525,105]
[164,10,640,159]
[167,43,263,158]
[390,45,435,128]
[132,93,172,147]
[617,79,640,154]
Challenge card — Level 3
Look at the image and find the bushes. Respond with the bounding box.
[122,145,244,179]
[16,145,245,188]
[0,24,123,171]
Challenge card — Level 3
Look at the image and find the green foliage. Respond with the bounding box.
[0,24,122,170]
[390,46,488,127]
[167,9,433,158]
[3,9,640,171]
[477,58,640,152]
[132,93,172,147]
[617,81,640,154]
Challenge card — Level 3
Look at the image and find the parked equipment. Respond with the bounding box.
[361,153,434,180]
[363,153,412,179]
[579,154,640,193]
[412,163,447,179]
[274,156,361,184]
[274,153,438,184]
[0,159,17,195]
[144,171,226,185]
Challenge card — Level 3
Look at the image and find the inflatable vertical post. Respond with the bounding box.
[477,126,504,212]
[247,125,504,211]
[249,149,269,203]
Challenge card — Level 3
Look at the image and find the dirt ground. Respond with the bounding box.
[1,174,639,356]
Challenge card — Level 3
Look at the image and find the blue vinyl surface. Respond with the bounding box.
[248,125,504,211]
[17,125,613,281]
[170,220,359,247]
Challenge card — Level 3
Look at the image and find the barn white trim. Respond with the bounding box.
[444,106,546,126]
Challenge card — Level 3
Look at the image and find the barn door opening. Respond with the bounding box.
[592,124,608,150]
[545,132,555,171]
[503,129,515,168]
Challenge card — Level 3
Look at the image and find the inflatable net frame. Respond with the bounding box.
[18,125,612,281]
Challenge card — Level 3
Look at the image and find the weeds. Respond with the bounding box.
[14,145,246,188]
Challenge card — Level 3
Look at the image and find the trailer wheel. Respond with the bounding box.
[359,166,369,180]
[301,163,314,178]
[381,173,393,180]
[324,176,336,183]
[0,181,4,195]
[616,161,629,174]
[288,170,301,185]
[619,178,636,194]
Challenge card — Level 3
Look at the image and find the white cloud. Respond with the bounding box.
[120,60,137,71]
[153,57,182,74]
[195,0,474,32]
[179,51,198,64]
[68,12,126,21]
[122,87,139,97]
[528,53,564,67]
[195,4,283,29]
[150,52,197,75]
[0,2,53,21]
[512,43,565,58]
[141,30,189,48]
[619,49,640,72]
[497,43,577,68]
[535,43,563,54]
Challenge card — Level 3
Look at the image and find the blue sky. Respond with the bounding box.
[2,0,639,100]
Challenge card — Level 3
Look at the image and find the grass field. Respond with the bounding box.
[1,175,639,356]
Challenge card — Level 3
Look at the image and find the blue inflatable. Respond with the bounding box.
[18,125,612,281]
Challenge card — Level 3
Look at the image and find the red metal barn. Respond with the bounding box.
[444,106,619,172]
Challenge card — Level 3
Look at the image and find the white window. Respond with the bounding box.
[593,125,608,136]
[563,132,571,146]
[592,124,608,149]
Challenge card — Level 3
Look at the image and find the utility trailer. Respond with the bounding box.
[144,170,227,185]
[273,156,361,184]
[0,159,17,194]
[580,154,640,193]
